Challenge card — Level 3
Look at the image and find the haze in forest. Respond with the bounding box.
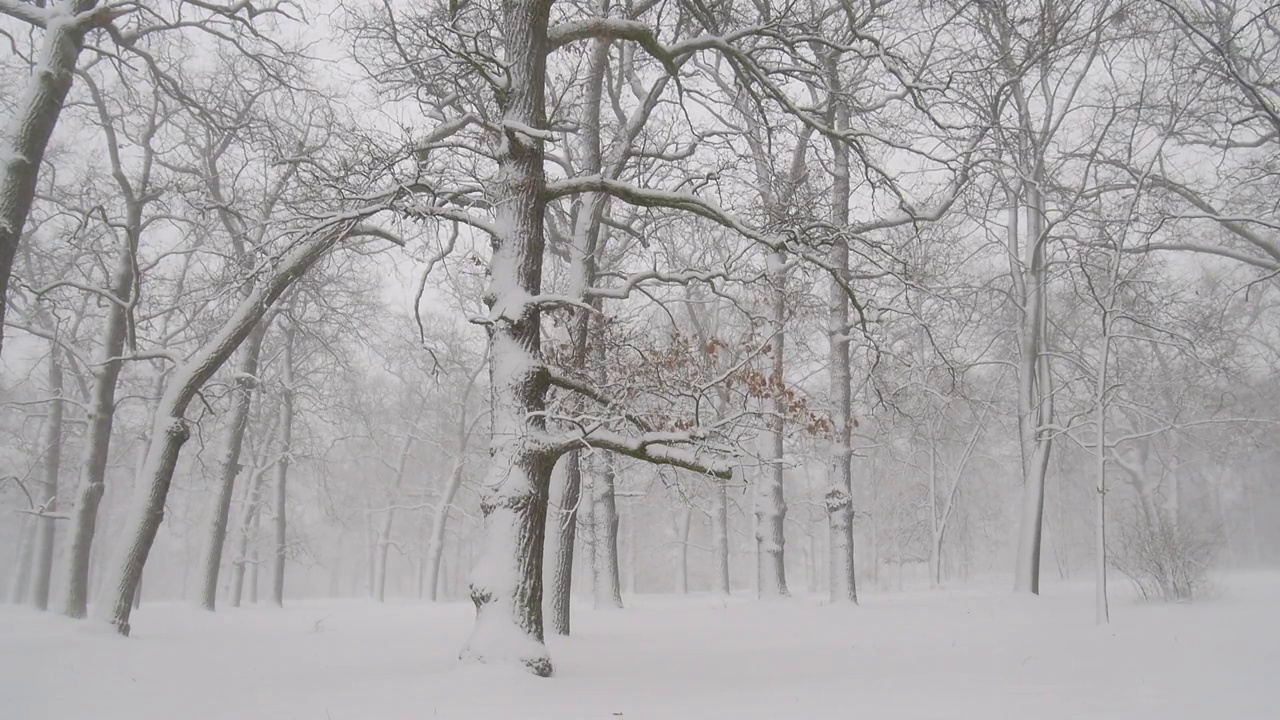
[1,0,1278,717]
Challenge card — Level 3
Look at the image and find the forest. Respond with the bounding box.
[1,0,1279,709]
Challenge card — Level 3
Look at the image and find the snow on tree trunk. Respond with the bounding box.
[457,0,557,677]
[756,251,789,599]
[592,453,623,609]
[29,349,64,611]
[92,216,363,635]
[198,322,268,611]
[824,61,857,603]
[426,458,467,602]
[711,471,730,596]
[229,462,268,608]
[373,425,416,603]
[62,234,138,619]
[547,450,581,633]
[1012,182,1055,595]
[270,324,295,608]
[0,0,97,356]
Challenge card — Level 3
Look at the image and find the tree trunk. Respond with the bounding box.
[756,252,789,599]
[30,350,64,610]
[547,450,581,633]
[592,453,623,608]
[198,322,268,611]
[824,53,857,603]
[92,215,359,635]
[426,363,482,602]
[0,0,97,355]
[62,233,139,619]
[674,505,692,594]
[270,325,295,607]
[458,0,556,676]
[229,462,268,608]
[1012,181,1055,595]
[8,516,35,604]
[373,424,417,603]
[711,476,730,595]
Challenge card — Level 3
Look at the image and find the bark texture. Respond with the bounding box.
[0,0,97,355]
[29,350,64,610]
[270,324,295,607]
[457,0,556,677]
[198,322,267,611]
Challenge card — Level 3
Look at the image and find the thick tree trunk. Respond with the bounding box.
[547,450,581,633]
[270,325,295,607]
[62,236,138,619]
[592,453,624,608]
[30,350,64,610]
[0,0,97,355]
[92,216,358,635]
[824,57,857,603]
[458,0,556,676]
[756,252,789,599]
[198,322,268,611]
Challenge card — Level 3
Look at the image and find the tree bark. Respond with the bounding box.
[62,230,140,619]
[1012,180,1055,595]
[756,251,790,599]
[547,450,581,633]
[711,466,731,596]
[198,322,268,611]
[458,0,556,676]
[270,324,295,607]
[592,452,623,608]
[0,0,98,355]
[92,216,362,635]
[426,362,483,602]
[30,349,64,610]
[229,460,268,608]
[824,51,857,604]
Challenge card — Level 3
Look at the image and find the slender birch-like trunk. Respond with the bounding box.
[270,324,295,607]
[93,216,364,635]
[426,363,483,601]
[1012,179,1055,595]
[198,322,268,611]
[824,51,857,603]
[30,350,64,610]
[62,225,142,618]
[373,424,416,603]
[229,459,269,608]
[756,250,789,598]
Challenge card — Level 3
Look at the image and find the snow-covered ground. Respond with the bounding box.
[3,573,1278,719]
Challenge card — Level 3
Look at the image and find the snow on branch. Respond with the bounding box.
[557,428,733,479]
[586,268,727,300]
[545,367,653,433]
[0,0,48,27]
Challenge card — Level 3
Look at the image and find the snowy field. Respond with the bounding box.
[2,574,1278,720]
